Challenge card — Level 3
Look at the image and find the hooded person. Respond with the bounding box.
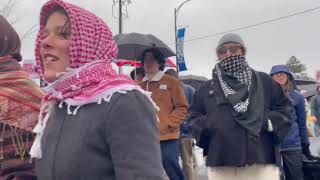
[29,1,164,179]
[270,64,319,180]
[0,15,44,179]
[188,33,293,180]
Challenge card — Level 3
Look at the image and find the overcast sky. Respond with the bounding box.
[3,0,320,78]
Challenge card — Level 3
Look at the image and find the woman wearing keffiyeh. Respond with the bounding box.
[188,33,293,180]
[0,15,43,180]
[30,1,164,179]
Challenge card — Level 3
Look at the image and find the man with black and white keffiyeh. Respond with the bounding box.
[188,33,293,180]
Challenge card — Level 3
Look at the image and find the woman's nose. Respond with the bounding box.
[41,35,54,49]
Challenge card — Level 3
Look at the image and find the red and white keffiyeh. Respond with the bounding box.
[30,0,156,159]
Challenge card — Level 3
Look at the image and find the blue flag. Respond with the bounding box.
[177,28,187,71]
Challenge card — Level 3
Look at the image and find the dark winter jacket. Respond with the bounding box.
[281,90,309,151]
[188,70,293,167]
[269,64,310,151]
[36,91,164,180]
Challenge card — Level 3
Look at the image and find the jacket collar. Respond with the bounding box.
[143,71,164,82]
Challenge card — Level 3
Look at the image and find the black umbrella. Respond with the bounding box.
[114,32,175,60]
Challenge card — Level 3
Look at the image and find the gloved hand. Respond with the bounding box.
[302,143,320,161]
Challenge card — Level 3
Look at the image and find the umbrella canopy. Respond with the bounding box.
[114,32,175,60]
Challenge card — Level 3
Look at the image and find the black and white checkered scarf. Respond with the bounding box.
[219,55,252,85]
[214,55,252,113]
[213,55,264,138]
[212,56,266,138]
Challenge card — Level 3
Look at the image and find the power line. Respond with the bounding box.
[184,6,320,43]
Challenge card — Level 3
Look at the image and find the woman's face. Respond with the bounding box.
[40,11,71,82]
[272,72,289,86]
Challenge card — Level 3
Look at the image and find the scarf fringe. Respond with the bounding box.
[29,102,54,160]
[0,122,34,161]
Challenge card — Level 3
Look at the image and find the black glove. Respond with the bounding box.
[302,143,320,161]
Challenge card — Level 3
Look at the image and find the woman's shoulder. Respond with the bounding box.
[107,90,155,112]
[290,90,305,102]
[103,90,157,125]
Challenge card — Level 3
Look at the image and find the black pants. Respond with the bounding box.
[282,150,304,180]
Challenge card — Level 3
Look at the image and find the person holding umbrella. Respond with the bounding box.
[30,0,164,179]
[139,48,188,180]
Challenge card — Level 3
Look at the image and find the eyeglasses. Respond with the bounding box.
[217,45,242,55]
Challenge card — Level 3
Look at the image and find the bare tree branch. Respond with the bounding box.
[0,0,37,41]
[0,0,15,18]
[21,24,38,42]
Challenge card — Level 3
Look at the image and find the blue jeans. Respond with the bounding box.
[160,140,184,180]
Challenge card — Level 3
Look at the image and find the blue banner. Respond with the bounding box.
[177,28,187,71]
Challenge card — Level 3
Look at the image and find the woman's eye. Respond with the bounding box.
[59,32,70,39]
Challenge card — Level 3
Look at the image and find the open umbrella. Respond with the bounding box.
[114,32,175,60]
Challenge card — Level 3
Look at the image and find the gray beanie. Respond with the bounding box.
[216,33,246,54]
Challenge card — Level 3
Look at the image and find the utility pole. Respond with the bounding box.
[113,0,131,74]
[174,8,178,72]
[118,0,123,74]
[119,0,122,34]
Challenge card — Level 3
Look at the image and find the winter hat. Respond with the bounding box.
[216,33,246,54]
[270,64,293,76]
